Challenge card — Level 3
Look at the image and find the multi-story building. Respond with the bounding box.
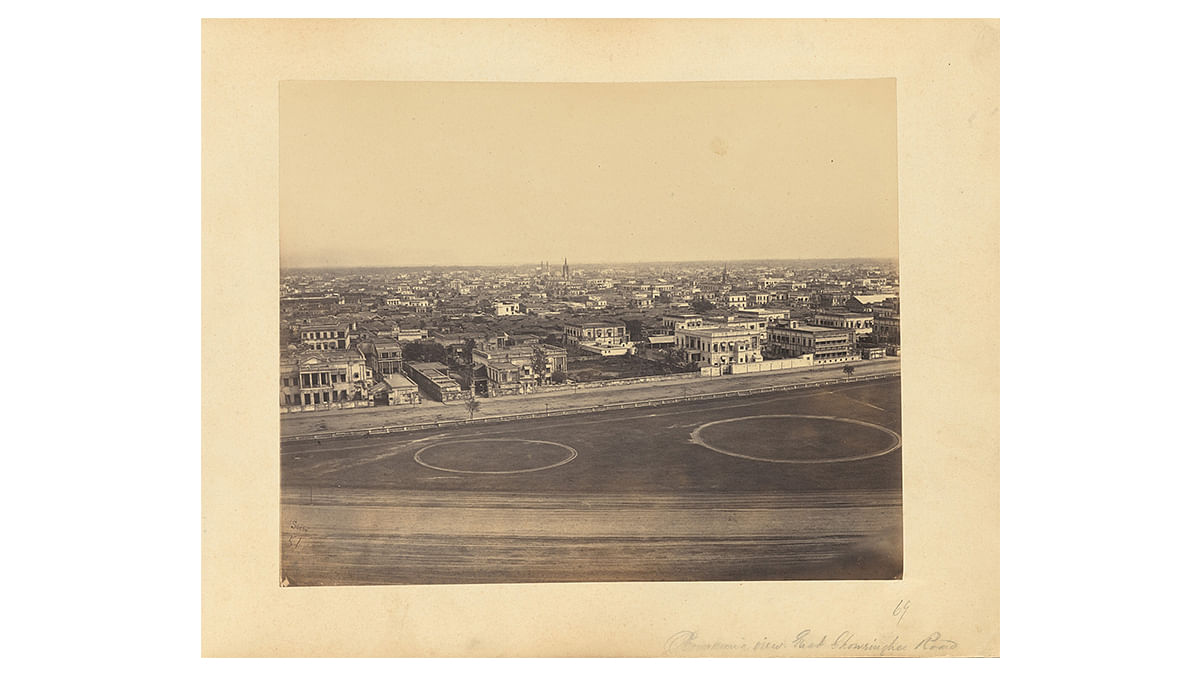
[394,328,426,342]
[300,321,351,350]
[736,308,788,327]
[733,308,789,344]
[386,296,431,311]
[280,349,372,409]
[766,322,857,365]
[402,362,470,402]
[812,311,875,342]
[874,314,901,344]
[816,292,851,308]
[661,312,706,333]
[494,299,521,316]
[629,292,652,309]
[674,325,763,369]
[472,344,568,396]
[724,292,748,310]
[359,339,404,378]
[564,320,627,346]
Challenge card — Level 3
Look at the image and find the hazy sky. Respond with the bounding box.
[280,80,897,267]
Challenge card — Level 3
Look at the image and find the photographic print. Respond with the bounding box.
[277,79,903,586]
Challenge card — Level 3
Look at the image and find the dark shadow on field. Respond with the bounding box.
[280,379,904,586]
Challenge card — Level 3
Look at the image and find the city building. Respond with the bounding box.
[395,328,426,341]
[629,292,652,309]
[812,311,875,342]
[674,325,763,369]
[359,339,404,377]
[861,345,887,360]
[472,344,568,396]
[300,321,351,350]
[847,294,899,314]
[564,320,628,346]
[874,314,901,344]
[736,308,789,328]
[280,349,372,409]
[402,362,470,402]
[382,373,421,405]
[386,297,432,311]
[494,299,521,316]
[766,322,857,365]
[661,313,706,333]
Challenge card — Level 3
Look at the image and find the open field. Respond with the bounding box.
[281,378,902,586]
[565,354,679,381]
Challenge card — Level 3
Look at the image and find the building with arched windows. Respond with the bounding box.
[674,325,763,369]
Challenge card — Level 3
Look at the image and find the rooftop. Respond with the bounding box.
[770,323,844,333]
[283,349,366,367]
[564,319,625,328]
[677,325,760,336]
[383,374,420,391]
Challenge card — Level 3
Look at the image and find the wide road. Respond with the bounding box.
[281,378,902,586]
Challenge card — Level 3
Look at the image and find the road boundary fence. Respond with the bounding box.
[281,372,899,444]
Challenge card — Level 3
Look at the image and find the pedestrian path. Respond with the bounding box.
[281,358,901,436]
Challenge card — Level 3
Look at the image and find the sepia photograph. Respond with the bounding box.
[277,79,903,586]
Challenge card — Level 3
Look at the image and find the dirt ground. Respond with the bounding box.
[280,378,903,586]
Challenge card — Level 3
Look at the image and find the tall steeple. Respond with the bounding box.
[562,257,569,279]
[722,263,728,285]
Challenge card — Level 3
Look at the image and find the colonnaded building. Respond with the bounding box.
[674,325,764,368]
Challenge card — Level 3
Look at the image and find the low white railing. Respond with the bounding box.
[281,372,899,443]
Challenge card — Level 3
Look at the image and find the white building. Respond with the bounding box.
[674,325,763,368]
[494,299,522,316]
[812,311,875,341]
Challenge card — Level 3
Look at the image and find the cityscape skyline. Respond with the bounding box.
[280,254,900,271]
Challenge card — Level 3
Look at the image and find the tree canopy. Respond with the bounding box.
[402,340,449,364]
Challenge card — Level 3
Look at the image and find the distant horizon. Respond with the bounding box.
[280,255,899,272]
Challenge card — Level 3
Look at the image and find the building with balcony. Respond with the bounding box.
[280,349,372,410]
[812,311,875,342]
[674,325,763,369]
[564,320,628,346]
[766,322,857,365]
[359,339,404,378]
[661,312,706,333]
[300,321,351,350]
